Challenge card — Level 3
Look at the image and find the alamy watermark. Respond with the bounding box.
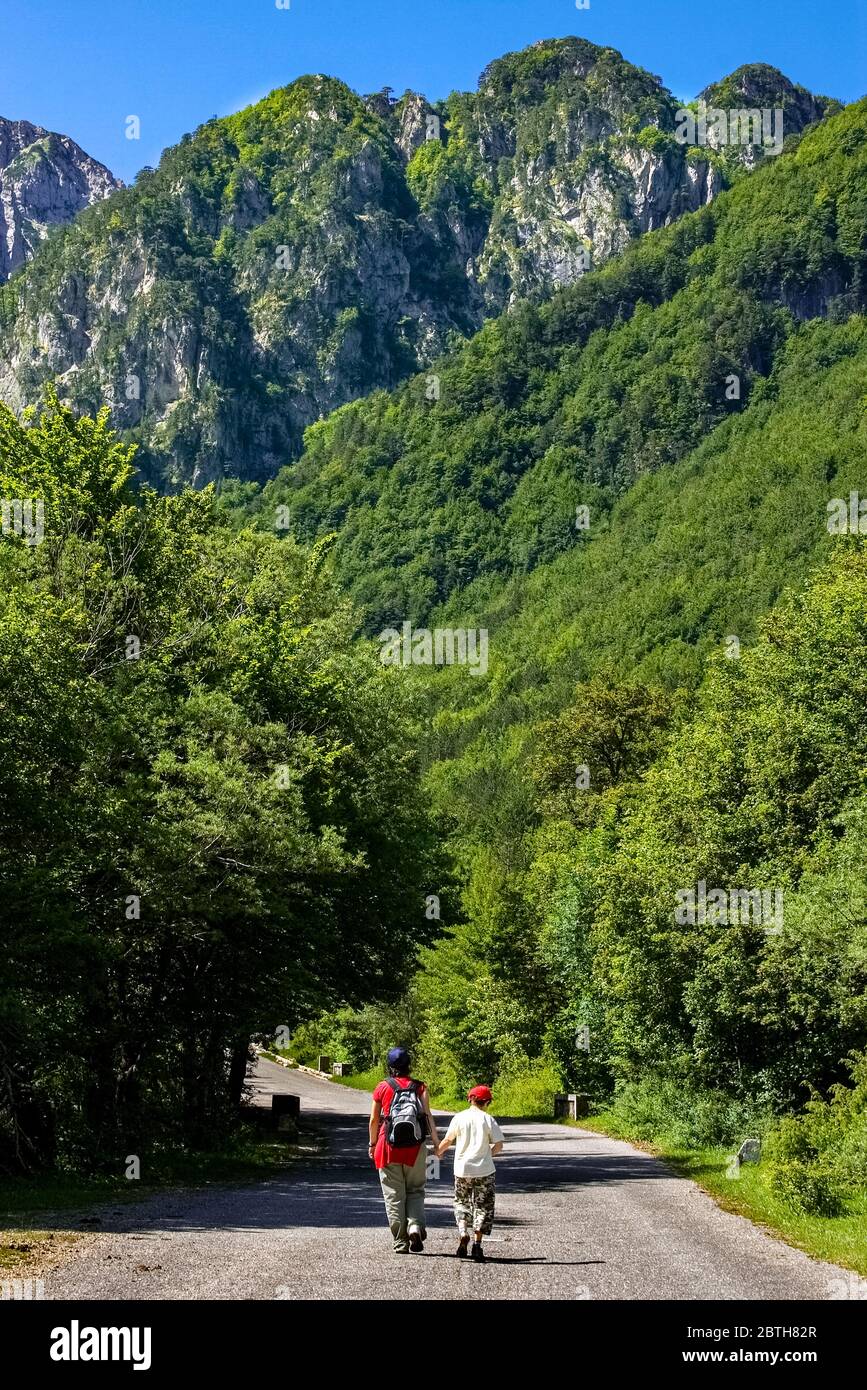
[674,101,784,157]
[50,1323,151,1370]
[675,880,783,934]
[1,1278,44,1300]
[1,498,44,546]
[379,622,488,676]
[827,492,867,534]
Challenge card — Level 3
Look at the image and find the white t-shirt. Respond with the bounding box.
[445,1106,505,1178]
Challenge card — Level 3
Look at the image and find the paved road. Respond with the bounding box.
[44,1060,865,1301]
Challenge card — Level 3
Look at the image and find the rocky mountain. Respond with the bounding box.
[0,118,120,282]
[700,62,835,118]
[696,64,839,173]
[254,96,867,632]
[0,39,836,488]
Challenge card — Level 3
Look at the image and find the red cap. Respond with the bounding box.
[468,1085,493,1103]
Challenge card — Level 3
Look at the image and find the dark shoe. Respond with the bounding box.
[409,1231,424,1253]
[456,1237,469,1258]
[471,1242,485,1263]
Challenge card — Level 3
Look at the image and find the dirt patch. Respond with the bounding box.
[0,1228,93,1284]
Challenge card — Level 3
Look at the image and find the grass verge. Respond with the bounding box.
[330,1067,381,1093]
[329,1069,462,1112]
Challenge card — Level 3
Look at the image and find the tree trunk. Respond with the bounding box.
[228,1039,252,1109]
[11,1084,57,1171]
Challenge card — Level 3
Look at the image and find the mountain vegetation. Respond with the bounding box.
[0,39,829,488]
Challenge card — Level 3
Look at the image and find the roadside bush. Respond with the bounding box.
[283,996,428,1075]
[765,1051,867,1204]
[767,1161,844,1217]
[490,1057,562,1118]
[608,1075,770,1149]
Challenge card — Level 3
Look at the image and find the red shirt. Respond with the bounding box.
[373,1077,428,1168]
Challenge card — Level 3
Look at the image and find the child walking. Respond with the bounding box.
[437,1085,505,1262]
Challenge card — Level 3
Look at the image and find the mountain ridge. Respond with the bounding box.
[0,37,836,488]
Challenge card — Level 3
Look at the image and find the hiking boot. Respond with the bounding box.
[456,1236,469,1258]
[409,1231,424,1253]
[471,1242,485,1263]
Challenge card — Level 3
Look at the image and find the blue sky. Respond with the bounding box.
[1,0,863,183]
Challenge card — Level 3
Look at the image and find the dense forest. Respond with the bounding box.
[0,394,442,1169]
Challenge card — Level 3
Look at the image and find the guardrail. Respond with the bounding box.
[253,1045,335,1080]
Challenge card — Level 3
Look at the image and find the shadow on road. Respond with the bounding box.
[19,1107,673,1244]
[424,1254,602,1267]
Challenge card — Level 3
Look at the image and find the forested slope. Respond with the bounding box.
[259,99,866,633]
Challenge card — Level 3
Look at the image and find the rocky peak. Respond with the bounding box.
[0,118,50,167]
[479,36,606,100]
[695,65,840,169]
[0,116,121,282]
[698,64,836,128]
[396,92,435,160]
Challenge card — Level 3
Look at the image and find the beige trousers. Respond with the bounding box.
[378,1145,427,1252]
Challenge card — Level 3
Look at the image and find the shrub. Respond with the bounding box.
[768,1160,844,1217]
[609,1075,770,1148]
[765,1051,867,1200]
[490,1057,562,1117]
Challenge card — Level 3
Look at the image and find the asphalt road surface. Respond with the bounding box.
[44,1059,866,1301]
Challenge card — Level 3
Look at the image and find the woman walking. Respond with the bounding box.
[369,1046,438,1254]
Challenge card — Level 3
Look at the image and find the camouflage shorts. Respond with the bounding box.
[454,1172,496,1236]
